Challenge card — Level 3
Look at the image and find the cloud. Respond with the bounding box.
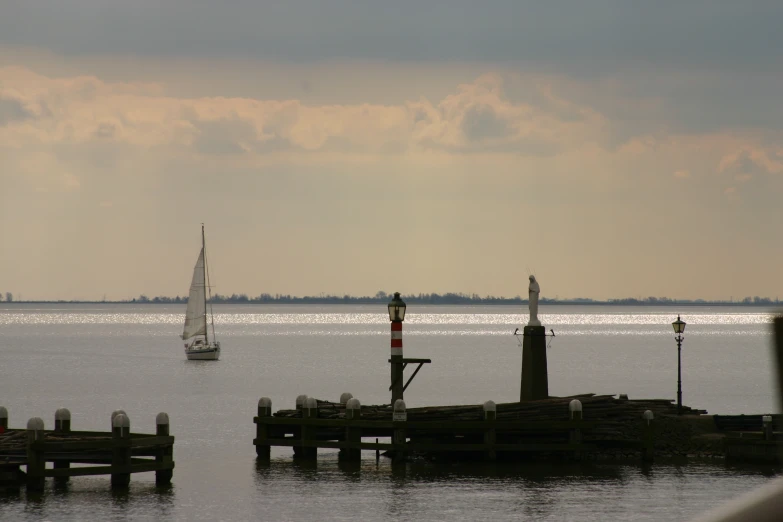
[93,122,116,139]
[193,118,257,155]
[719,149,783,179]
[0,67,607,159]
[674,170,690,178]
[0,95,33,125]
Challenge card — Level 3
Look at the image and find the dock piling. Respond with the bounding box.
[111,413,131,489]
[53,408,72,482]
[25,417,46,492]
[569,400,583,461]
[54,408,71,433]
[342,398,362,462]
[642,410,655,462]
[763,415,773,441]
[292,396,307,457]
[0,406,8,432]
[155,412,173,485]
[483,400,497,461]
[392,399,407,463]
[110,409,127,429]
[255,398,272,460]
[299,398,318,460]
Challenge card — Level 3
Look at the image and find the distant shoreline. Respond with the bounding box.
[1,299,780,307]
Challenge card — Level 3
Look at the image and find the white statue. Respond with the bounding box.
[528,275,541,326]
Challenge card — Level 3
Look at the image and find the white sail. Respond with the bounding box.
[181,247,207,340]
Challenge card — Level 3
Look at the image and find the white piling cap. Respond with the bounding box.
[55,408,71,421]
[346,398,361,410]
[569,399,583,413]
[295,395,308,408]
[156,412,170,425]
[111,409,127,424]
[27,417,44,431]
[113,413,130,428]
[304,397,318,409]
[394,399,406,412]
[763,415,773,424]
[0,406,7,419]
[643,410,654,421]
[339,392,354,404]
[258,397,272,408]
[483,400,497,412]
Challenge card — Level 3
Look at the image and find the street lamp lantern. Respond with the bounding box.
[388,292,406,322]
[672,315,686,414]
[672,315,686,335]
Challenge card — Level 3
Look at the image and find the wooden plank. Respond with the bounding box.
[130,436,175,448]
[40,454,110,462]
[129,461,175,473]
[258,437,596,453]
[45,465,115,478]
[262,438,395,451]
[40,430,157,438]
[37,440,121,452]
[45,461,175,478]
[256,417,597,430]
[726,439,783,447]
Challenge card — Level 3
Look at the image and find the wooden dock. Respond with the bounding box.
[0,407,174,491]
[251,394,698,463]
[717,414,783,464]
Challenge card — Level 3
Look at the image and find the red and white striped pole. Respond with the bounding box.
[388,292,406,405]
[391,321,403,356]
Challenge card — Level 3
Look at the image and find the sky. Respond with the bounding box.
[1,1,782,301]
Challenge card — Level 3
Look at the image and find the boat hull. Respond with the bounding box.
[185,342,220,361]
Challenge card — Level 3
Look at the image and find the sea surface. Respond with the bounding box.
[0,303,781,521]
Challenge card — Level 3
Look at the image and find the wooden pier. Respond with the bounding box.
[252,394,705,463]
[719,414,783,464]
[0,407,174,491]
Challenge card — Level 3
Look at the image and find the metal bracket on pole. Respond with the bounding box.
[388,358,431,391]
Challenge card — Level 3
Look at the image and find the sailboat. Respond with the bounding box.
[181,224,221,360]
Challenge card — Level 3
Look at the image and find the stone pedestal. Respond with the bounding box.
[520,325,549,401]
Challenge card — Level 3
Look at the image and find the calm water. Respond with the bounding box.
[0,303,780,521]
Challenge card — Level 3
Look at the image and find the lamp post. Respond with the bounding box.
[388,292,407,405]
[672,315,687,414]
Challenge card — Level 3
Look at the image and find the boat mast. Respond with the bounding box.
[202,223,208,345]
[203,224,218,343]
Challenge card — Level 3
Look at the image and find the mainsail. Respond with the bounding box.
[181,247,207,340]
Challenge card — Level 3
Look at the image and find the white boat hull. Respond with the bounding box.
[185,342,220,361]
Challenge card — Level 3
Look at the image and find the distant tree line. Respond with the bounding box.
[124,292,779,306]
[2,292,780,305]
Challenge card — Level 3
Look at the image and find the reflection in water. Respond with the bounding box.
[337,459,362,479]
[248,454,782,521]
[291,457,319,479]
[385,463,409,519]
[110,487,130,508]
